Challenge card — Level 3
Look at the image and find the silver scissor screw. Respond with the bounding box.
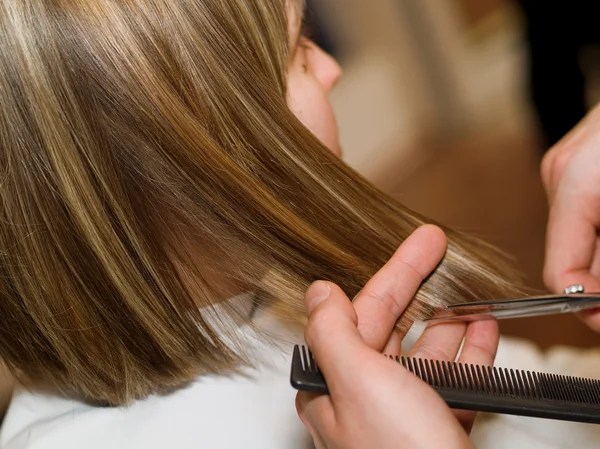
[564,284,585,294]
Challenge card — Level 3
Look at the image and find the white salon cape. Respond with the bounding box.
[3,301,600,448]
[0,295,313,449]
[402,325,600,449]
[471,336,600,449]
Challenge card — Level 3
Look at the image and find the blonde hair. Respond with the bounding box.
[0,0,519,405]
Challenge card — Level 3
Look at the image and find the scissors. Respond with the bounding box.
[425,284,600,323]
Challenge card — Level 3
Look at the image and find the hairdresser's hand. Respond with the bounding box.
[542,104,600,331]
[296,275,473,448]
[296,225,497,446]
[350,225,498,432]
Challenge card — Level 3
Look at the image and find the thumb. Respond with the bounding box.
[304,281,368,394]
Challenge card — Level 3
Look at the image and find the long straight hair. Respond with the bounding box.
[0,0,520,405]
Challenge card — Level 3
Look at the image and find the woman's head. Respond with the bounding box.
[0,0,519,405]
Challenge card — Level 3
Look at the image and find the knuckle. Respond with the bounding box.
[540,151,554,184]
[541,149,563,189]
[359,289,403,317]
[552,150,571,175]
[541,143,575,191]
[392,255,427,281]
[545,148,571,183]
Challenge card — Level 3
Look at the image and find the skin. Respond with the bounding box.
[286,8,343,157]
[295,226,474,449]
[285,16,497,444]
[541,103,600,332]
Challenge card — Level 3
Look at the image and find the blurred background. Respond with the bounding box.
[306,0,600,348]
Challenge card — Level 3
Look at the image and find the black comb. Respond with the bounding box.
[290,345,600,424]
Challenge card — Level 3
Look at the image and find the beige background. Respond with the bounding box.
[312,0,600,349]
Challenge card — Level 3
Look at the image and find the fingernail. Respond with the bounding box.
[306,281,331,315]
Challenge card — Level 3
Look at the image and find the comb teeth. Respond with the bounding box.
[391,355,600,405]
[290,345,600,423]
[290,345,328,394]
[301,345,319,374]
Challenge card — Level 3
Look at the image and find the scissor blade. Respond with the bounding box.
[446,293,600,309]
[425,294,600,323]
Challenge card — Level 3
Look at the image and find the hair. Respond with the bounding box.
[0,0,521,405]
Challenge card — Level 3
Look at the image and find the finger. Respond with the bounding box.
[295,392,320,435]
[304,281,368,389]
[457,319,499,365]
[296,391,334,447]
[544,191,600,332]
[544,192,600,294]
[353,224,447,350]
[578,307,600,333]
[541,110,594,199]
[576,237,600,331]
[311,430,328,449]
[541,135,576,198]
[453,319,500,433]
[408,320,499,434]
[408,321,466,361]
[407,320,473,431]
[588,237,600,277]
[382,330,403,357]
